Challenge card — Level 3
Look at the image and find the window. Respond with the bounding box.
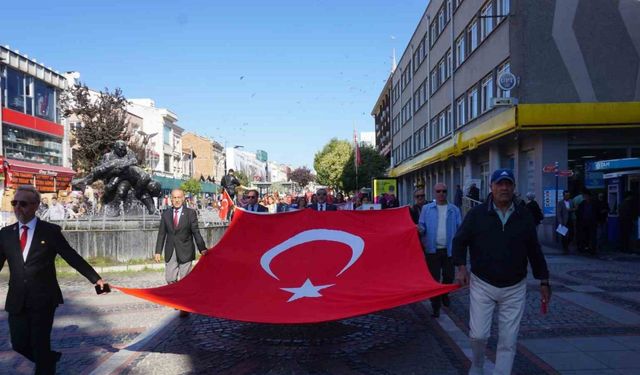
[439,60,446,84]
[439,113,446,139]
[497,0,510,22]
[481,3,494,40]
[446,50,452,77]
[6,68,26,113]
[497,61,511,98]
[481,75,494,112]
[456,35,465,67]
[34,80,55,121]
[164,153,171,172]
[456,96,466,127]
[468,87,479,119]
[431,70,438,94]
[469,19,479,52]
[446,107,452,134]
[2,124,63,165]
[164,125,171,144]
[438,9,445,33]
[447,0,452,18]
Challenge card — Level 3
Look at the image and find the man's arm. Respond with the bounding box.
[0,232,5,273]
[155,211,167,261]
[452,209,474,286]
[190,209,207,252]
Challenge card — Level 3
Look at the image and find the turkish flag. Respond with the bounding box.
[117,207,459,323]
[218,189,234,220]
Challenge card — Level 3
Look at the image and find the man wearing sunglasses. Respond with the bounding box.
[418,183,462,318]
[244,189,268,212]
[309,188,337,211]
[0,185,108,374]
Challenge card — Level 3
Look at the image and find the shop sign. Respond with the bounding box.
[497,72,517,91]
[38,169,58,176]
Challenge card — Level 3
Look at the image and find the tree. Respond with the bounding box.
[341,145,389,192]
[234,170,250,187]
[60,84,132,173]
[288,166,315,189]
[313,138,352,190]
[180,178,202,195]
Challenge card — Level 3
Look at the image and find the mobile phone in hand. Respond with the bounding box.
[95,283,111,295]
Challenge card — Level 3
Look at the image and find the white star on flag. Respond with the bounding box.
[280,278,335,302]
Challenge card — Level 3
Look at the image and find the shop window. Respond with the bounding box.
[2,124,63,165]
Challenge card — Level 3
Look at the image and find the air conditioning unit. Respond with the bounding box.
[491,97,517,107]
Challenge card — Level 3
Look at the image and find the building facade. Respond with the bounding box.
[371,77,392,161]
[379,0,640,219]
[0,45,75,193]
[127,99,185,179]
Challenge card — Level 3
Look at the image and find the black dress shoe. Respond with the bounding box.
[442,295,451,307]
[179,310,190,318]
[431,310,440,318]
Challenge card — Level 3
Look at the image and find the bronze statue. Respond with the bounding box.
[72,140,161,214]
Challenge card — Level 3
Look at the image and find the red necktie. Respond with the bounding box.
[173,209,179,228]
[20,225,28,253]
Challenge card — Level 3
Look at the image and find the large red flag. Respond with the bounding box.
[218,189,234,220]
[117,208,458,323]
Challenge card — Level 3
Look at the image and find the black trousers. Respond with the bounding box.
[577,221,597,253]
[561,218,574,253]
[425,249,454,311]
[8,306,57,375]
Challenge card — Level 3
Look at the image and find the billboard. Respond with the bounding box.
[372,178,398,203]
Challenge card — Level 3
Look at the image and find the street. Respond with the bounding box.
[1,246,640,374]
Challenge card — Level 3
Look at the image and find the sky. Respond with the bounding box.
[2,0,427,168]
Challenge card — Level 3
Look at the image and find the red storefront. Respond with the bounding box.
[1,107,75,192]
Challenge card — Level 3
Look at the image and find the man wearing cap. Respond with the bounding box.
[453,169,550,375]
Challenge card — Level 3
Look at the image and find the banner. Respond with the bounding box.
[372,178,397,204]
[117,208,458,323]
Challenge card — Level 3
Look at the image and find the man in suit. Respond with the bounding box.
[0,185,108,375]
[308,188,337,211]
[556,190,575,254]
[155,188,208,317]
[244,189,268,212]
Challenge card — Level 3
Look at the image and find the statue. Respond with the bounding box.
[72,140,162,214]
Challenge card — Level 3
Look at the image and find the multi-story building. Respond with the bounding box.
[181,132,226,182]
[380,0,640,215]
[127,99,184,179]
[0,45,75,193]
[371,77,392,161]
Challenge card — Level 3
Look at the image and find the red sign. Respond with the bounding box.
[117,208,459,323]
[542,164,558,173]
[557,170,574,177]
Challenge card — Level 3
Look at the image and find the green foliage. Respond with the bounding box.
[234,170,250,187]
[341,145,389,191]
[60,84,132,173]
[180,178,202,195]
[313,139,352,190]
[288,166,315,189]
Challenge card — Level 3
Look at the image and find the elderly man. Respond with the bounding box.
[309,188,337,211]
[453,169,550,375]
[418,183,462,317]
[0,185,109,374]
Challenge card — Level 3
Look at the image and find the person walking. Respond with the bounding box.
[525,192,544,227]
[453,169,550,375]
[155,189,208,316]
[0,185,109,374]
[556,190,575,254]
[576,189,598,254]
[409,188,427,224]
[308,188,337,211]
[454,184,463,209]
[418,183,462,318]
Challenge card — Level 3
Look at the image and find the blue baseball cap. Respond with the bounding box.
[490,168,515,184]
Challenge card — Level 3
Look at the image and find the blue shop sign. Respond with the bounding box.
[590,158,640,172]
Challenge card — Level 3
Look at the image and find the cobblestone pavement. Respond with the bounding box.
[2,247,640,374]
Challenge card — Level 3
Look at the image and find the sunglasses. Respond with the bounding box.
[435,190,447,193]
[247,195,257,199]
[11,200,34,207]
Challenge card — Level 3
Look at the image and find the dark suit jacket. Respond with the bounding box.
[0,219,101,314]
[556,199,574,226]
[308,202,337,211]
[155,206,207,264]
[245,204,268,212]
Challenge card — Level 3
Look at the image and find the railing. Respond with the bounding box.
[461,196,483,217]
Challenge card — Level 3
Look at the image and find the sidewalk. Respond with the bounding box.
[1,246,639,374]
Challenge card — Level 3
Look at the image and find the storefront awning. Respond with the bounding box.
[2,157,75,176]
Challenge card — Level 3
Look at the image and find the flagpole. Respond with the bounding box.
[353,124,358,193]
